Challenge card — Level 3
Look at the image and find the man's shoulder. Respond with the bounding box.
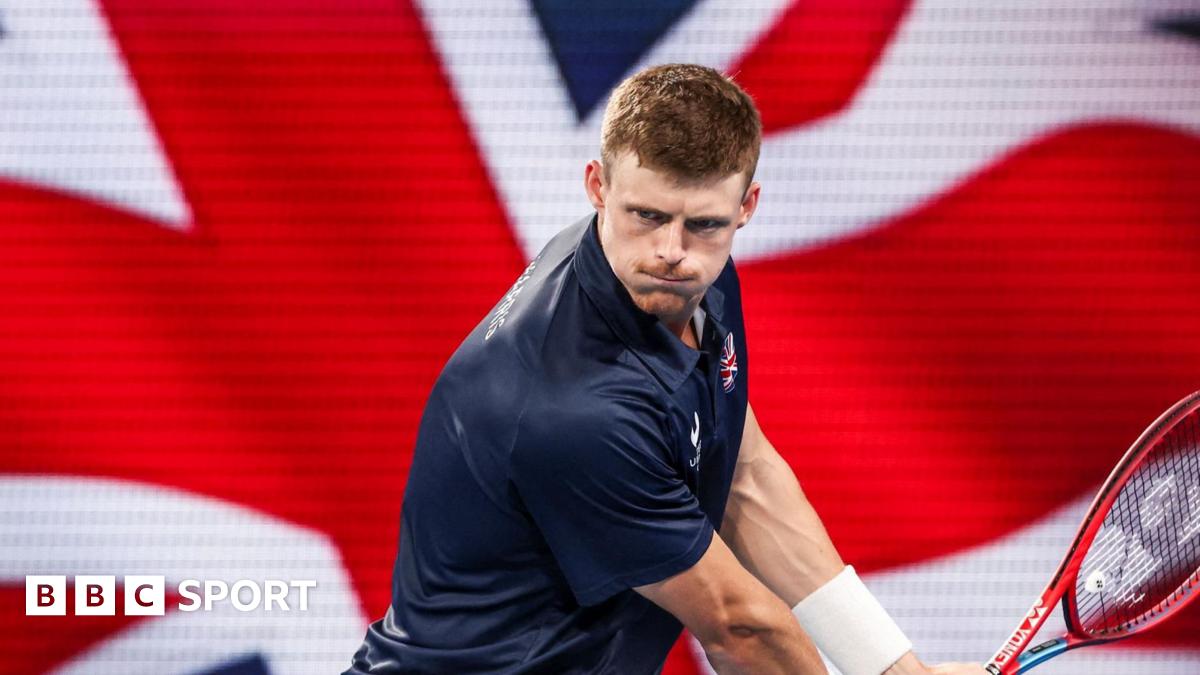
[437,216,593,379]
[477,215,593,347]
[528,358,665,420]
[452,214,669,387]
[434,213,663,406]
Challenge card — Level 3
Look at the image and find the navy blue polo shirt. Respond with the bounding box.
[346,214,750,674]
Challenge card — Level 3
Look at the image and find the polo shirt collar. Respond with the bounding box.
[574,214,727,392]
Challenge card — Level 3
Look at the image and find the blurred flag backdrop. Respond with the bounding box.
[1,0,1198,673]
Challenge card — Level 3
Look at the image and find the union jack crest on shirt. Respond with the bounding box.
[720,332,738,393]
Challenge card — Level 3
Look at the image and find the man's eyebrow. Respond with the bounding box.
[626,203,667,216]
[626,203,731,226]
[686,215,732,227]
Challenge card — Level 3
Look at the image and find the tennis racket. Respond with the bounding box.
[984,389,1200,674]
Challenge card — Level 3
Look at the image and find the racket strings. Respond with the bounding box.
[1073,410,1200,636]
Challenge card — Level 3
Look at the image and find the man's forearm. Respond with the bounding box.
[700,602,827,675]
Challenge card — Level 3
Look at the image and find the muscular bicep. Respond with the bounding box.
[729,402,810,512]
[736,402,769,467]
[721,402,845,606]
[726,401,788,535]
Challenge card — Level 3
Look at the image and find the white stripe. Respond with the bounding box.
[0,0,191,229]
[1,476,364,675]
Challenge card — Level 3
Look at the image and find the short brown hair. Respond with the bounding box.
[601,63,762,186]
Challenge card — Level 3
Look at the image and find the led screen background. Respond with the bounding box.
[1,1,1198,673]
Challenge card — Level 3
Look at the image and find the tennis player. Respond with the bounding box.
[345,63,984,675]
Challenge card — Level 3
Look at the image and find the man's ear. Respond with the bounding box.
[584,160,606,212]
[737,180,761,230]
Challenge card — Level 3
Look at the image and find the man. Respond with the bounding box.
[346,64,982,674]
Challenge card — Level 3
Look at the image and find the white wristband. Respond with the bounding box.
[790,565,912,675]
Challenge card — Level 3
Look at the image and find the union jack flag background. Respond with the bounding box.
[1,1,1198,673]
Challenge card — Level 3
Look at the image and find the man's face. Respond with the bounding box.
[585,151,760,328]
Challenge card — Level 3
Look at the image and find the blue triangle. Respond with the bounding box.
[1152,14,1200,42]
[191,653,272,675]
[531,0,700,122]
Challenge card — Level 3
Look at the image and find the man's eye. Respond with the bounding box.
[637,210,659,221]
[690,220,721,231]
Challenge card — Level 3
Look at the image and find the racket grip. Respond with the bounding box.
[1014,638,1067,674]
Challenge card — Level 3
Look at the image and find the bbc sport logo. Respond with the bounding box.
[26,575,316,616]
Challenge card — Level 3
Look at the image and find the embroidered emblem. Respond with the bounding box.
[720,332,738,393]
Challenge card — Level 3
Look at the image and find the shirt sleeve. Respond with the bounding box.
[510,397,714,606]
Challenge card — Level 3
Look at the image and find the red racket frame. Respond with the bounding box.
[985,390,1200,675]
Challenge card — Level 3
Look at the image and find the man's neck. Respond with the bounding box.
[663,304,703,351]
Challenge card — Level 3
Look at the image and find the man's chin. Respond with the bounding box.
[629,290,691,322]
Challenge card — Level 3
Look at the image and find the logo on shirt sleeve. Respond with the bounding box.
[719,332,738,393]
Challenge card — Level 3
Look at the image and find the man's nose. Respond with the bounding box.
[656,221,686,266]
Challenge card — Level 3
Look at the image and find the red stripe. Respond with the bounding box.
[729,0,912,130]
[744,123,1200,616]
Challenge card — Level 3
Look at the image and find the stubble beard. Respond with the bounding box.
[628,287,698,327]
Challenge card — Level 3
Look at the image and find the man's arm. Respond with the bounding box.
[721,404,982,675]
[634,529,827,675]
[719,403,843,607]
